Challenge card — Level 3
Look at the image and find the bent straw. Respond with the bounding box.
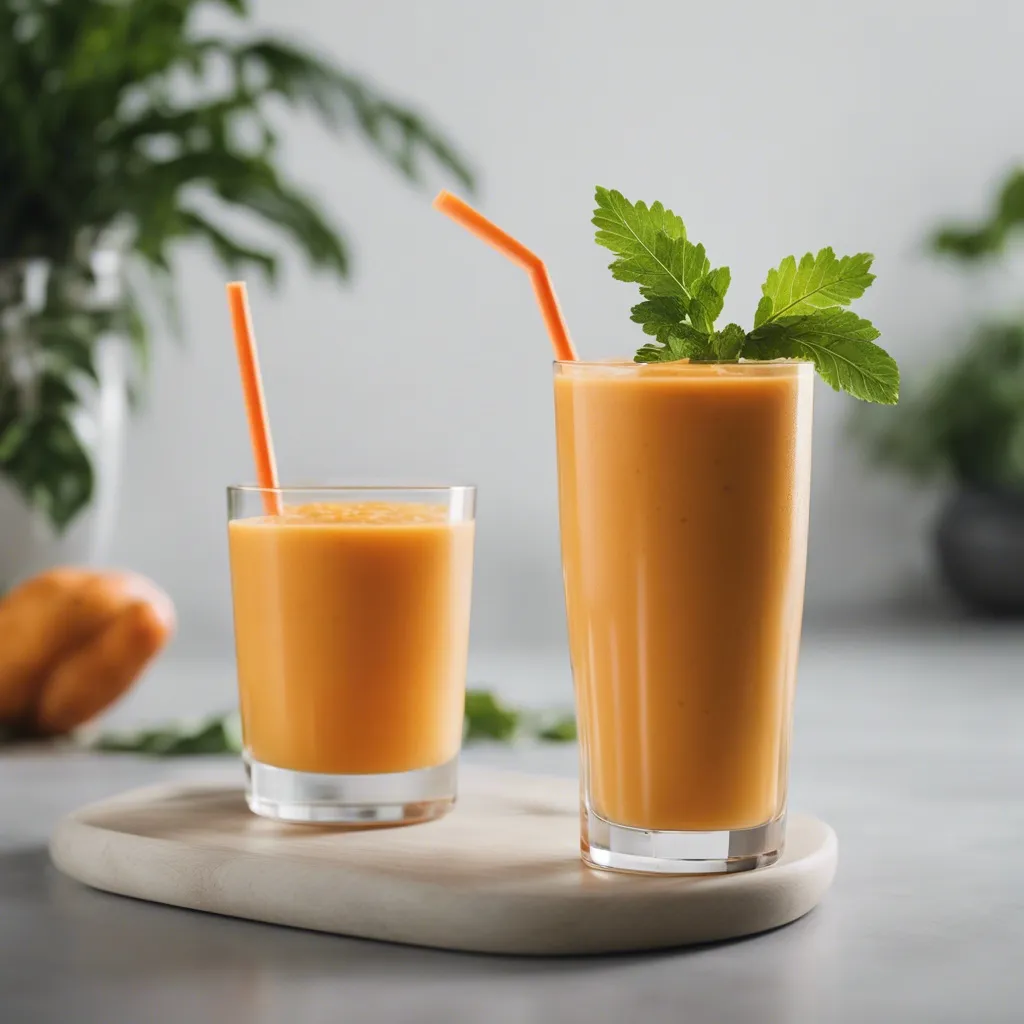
[226,282,282,516]
[433,192,578,362]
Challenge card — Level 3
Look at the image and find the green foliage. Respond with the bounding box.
[0,262,145,528]
[688,266,731,333]
[860,321,1024,490]
[860,167,1024,490]
[94,713,243,756]
[594,187,728,357]
[463,689,520,742]
[631,298,707,362]
[710,323,746,361]
[463,689,578,744]
[86,691,579,755]
[536,715,578,743]
[932,168,1024,260]
[0,0,474,529]
[593,187,899,404]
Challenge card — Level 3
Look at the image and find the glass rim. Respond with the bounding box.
[553,358,814,371]
[227,483,476,495]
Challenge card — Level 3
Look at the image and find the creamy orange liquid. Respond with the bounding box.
[555,362,812,831]
[228,502,474,775]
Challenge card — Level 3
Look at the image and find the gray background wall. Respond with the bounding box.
[110,0,1024,656]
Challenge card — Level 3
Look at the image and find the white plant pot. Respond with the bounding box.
[0,337,127,592]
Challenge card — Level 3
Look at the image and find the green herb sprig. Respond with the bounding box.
[593,187,899,404]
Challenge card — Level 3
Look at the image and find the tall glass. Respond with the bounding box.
[227,486,475,825]
[554,361,813,874]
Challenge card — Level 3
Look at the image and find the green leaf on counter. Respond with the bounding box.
[93,714,242,756]
[463,689,520,741]
[537,715,578,742]
[90,692,577,755]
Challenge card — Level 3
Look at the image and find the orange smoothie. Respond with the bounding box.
[554,361,812,832]
[228,501,474,776]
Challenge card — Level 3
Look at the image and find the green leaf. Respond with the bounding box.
[594,188,738,364]
[234,39,475,192]
[463,690,519,742]
[749,309,899,404]
[0,411,95,532]
[711,323,746,361]
[593,187,710,303]
[931,225,1003,260]
[634,337,706,363]
[0,422,28,463]
[35,327,100,384]
[932,168,1024,261]
[754,248,875,327]
[634,324,709,363]
[38,372,79,409]
[996,170,1024,224]
[630,296,688,342]
[92,714,243,756]
[537,716,577,742]
[630,283,729,360]
[688,267,731,333]
[593,187,687,250]
[177,208,278,282]
[86,696,577,757]
[610,233,707,302]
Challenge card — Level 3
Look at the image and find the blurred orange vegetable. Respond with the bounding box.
[0,568,175,736]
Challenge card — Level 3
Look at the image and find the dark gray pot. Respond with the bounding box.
[935,488,1024,616]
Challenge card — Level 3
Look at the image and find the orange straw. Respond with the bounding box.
[433,192,578,362]
[226,282,282,516]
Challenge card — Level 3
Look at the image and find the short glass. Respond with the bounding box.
[227,485,476,825]
[554,360,813,874]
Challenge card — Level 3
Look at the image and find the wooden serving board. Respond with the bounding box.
[49,768,837,955]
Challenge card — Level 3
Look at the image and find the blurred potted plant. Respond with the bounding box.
[863,168,1024,615]
[0,0,473,588]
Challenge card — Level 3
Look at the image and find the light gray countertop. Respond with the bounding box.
[1,627,1022,1023]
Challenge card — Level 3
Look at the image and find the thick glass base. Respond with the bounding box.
[244,753,458,826]
[582,806,785,875]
